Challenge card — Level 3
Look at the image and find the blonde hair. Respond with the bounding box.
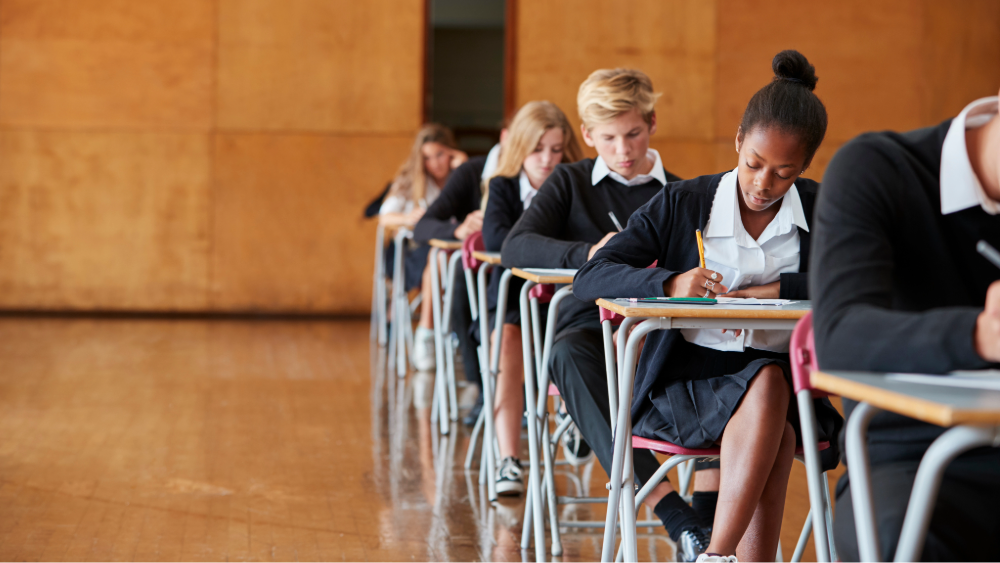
[481,101,583,209]
[388,123,458,203]
[577,68,661,130]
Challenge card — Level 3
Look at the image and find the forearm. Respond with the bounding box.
[413,217,456,243]
[501,231,591,269]
[574,258,675,301]
[778,273,809,300]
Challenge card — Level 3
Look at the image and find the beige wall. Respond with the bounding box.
[0,0,422,313]
[515,0,1000,181]
[0,1,996,313]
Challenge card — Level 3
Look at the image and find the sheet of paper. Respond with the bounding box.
[715,297,795,306]
[523,268,578,276]
[888,371,1000,392]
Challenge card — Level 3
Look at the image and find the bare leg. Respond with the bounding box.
[493,323,524,458]
[640,482,677,509]
[737,421,795,562]
[694,469,720,491]
[706,364,792,557]
[418,263,433,329]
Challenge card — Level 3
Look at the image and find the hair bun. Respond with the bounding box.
[772,50,818,91]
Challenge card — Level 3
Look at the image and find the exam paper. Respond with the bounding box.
[888,371,1000,392]
[523,268,578,276]
[715,297,795,306]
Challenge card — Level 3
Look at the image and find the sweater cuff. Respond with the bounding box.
[653,270,679,297]
[779,273,809,300]
[950,309,993,369]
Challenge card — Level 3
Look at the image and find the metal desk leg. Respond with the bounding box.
[846,402,881,562]
[519,281,546,562]
[476,263,498,501]
[893,425,998,562]
[602,320,618,434]
[428,247,449,435]
[442,251,462,421]
[796,388,830,562]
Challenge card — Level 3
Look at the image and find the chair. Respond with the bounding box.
[601,314,838,563]
[370,223,389,346]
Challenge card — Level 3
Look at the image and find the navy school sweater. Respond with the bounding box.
[413,156,486,243]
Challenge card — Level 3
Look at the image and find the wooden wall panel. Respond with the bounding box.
[0,131,211,310]
[210,134,412,313]
[0,0,214,130]
[216,0,423,133]
[515,0,717,146]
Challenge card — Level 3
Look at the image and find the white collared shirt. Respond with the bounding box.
[681,169,808,353]
[519,170,538,209]
[592,148,668,187]
[940,96,999,215]
[379,177,441,215]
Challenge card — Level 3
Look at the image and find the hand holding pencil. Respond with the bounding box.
[662,228,727,298]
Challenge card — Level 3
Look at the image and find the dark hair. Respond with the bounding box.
[738,50,828,167]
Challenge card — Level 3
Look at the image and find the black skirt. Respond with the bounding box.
[632,338,843,471]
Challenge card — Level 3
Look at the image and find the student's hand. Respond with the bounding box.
[664,268,729,298]
[454,210,484,240]
[723,281,780,299]
[404,207,425,225]
[587,232,617,260]
[975,281,1000,362]
[450,150,469,169]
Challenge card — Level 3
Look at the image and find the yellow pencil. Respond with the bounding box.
[696,229,706,268]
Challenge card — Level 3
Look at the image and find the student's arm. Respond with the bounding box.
[413,161,479,243]
[811,140,989,373]
[573,191,676,301]
[501,170,589,268]
[482,178,517,252]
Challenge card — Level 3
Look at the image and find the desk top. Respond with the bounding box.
[596,298,811,319]
[510,268,577,284]
[428,239,463,250]
[812,370,1000,427]
[472,251,502,265]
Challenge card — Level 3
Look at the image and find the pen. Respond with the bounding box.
[978,240,1000,269]
[696,229,706,268]
[608,211,624,232]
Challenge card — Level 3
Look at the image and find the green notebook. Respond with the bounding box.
[635,297,717,305]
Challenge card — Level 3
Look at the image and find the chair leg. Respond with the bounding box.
[464,404,485,469]
[796,389,830,562]
[477,264,498,502]
[520,281,546,562]
[821,471,837,562]
[443,251,461,421]
[428,248,449,435]
[541,411,563,556]
[791,507,812,562]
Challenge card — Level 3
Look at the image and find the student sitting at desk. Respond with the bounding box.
[502,68,716,560]
[812,84,1000,561]
[479,100,582,495]
[380,124,467,370]
[574,51,843,562]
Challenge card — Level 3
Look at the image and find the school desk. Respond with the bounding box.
[427,238,464,435]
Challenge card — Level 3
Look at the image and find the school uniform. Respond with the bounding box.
[812,96,1000,561]
[573,170,842,464]
[410,156,489,386]
[502,149,687,486]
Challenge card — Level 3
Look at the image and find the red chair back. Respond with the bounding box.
[789,312,829,397]
[461,231,485,272]
[529,283,555,303]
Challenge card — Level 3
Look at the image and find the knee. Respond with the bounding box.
[500,323,521,347]
[751,364,791,402]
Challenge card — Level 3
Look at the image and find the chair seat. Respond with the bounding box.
[632,435,830,457]
[548,383,560,396]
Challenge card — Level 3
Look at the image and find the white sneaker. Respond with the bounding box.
[695,554,737,562]
[412,327,436,371]
[495,457,524,496]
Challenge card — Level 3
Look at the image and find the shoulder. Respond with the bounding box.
[456,155,487,178]
[663,171,727,199]
[488,175,519,197]
[539,158,596,194]
[827,121,949,183]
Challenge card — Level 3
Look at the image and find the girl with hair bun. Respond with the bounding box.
[574,50,843,562]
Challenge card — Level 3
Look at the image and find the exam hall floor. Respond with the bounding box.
[0,316,841,561]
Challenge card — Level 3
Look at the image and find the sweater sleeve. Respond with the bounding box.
[573,189,678,301]
[501,170,591,269]
[413,162,478,243]
[811,140,988,374]
[779,272,809,300]
[482,177,518,252]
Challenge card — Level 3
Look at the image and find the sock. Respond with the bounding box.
[653,492,702,542]
[692,490,719,529]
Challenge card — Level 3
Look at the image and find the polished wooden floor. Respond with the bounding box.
[0,317,841,561]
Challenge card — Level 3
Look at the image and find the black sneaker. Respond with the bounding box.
[556,411,593,465]
[675,527,711,562]
[496,456,524,496]
[463,387,483,427]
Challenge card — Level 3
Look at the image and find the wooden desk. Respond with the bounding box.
[510,267,576,285]
[813,370,1000,561]
[472,250,502,265]
[428,238,463,250]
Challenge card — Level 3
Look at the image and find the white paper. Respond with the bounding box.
[523,268,578,276]
[888,371,1000,392]
[715,297,795,306]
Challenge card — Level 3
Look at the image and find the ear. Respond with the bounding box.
[735,126,743,154]
[581,123,596,148]
[647,111,657,137]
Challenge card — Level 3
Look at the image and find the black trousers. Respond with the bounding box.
[549,327,666,486]
[833,450,1000,561]
[449,263,481,385]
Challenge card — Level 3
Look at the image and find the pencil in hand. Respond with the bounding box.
[696,229,706,268]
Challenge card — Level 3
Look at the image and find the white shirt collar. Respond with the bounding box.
[705,168,809,243]
[940,96,999,215]
[518,170,538,208]
[482,143,502,181]
[591,148,668,187]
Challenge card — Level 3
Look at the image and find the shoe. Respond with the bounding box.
[463,388,483,426]
[412,327,436,371]
[556,411,593,466]
[495,457,524,496]
[694,554,736,563]
[676,527,712,562]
